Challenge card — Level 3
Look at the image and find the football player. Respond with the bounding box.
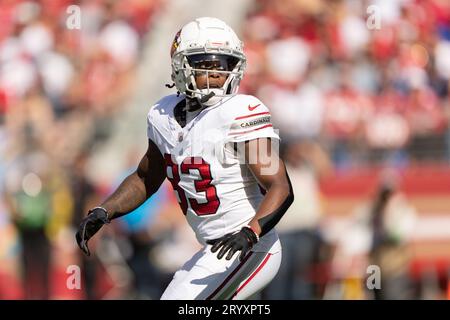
[76,17,294,300]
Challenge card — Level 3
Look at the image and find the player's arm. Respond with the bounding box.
[208,138,294,261]
[75,139,166,256]
[101,139,166,220]
[245,138,294,236]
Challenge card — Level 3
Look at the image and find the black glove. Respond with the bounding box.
[206,226,259,261]
[75,207,110,256]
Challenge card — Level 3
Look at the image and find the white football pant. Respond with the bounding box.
[160,243,282,300]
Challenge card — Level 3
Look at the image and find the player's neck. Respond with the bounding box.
[186,97,204,112]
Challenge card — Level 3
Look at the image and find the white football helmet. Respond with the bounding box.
[170,17,246,106]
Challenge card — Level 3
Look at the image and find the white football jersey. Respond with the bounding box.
[147,94,281,253]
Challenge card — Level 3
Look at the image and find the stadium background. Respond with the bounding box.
[0,0,449,299]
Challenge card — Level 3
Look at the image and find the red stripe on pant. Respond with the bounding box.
[206,252,253,300]
[230,253,272,299]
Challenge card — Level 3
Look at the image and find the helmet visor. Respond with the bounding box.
[187,54,240,72]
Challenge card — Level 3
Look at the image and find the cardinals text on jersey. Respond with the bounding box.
[147,93,281,254]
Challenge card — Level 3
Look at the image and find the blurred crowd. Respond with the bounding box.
[240,0,450,168]
[240,0,450,299]
[0,0,449,300]
[0,0,176,299]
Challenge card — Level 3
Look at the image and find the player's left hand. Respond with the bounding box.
[206,226,259,261]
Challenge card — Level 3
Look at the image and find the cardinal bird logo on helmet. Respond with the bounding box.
[171,29,181,57]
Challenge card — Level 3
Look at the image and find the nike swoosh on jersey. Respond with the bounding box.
[248,104,261,111]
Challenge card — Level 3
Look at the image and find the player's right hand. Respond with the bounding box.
[75,207,110,256]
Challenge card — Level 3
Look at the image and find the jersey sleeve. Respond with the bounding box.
[147,110,158,143]
[146,94,182,145]
[226,96,280,143]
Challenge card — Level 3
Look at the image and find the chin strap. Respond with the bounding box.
[200,91,215,104]
[186,92,217,111]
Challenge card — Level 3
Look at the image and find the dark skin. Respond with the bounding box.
[244,138,290,236]
[102,137,290,240]
[94,72,290,248]
[194,60,228,90]
[100,139,165,219]
[102,70,227,219]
